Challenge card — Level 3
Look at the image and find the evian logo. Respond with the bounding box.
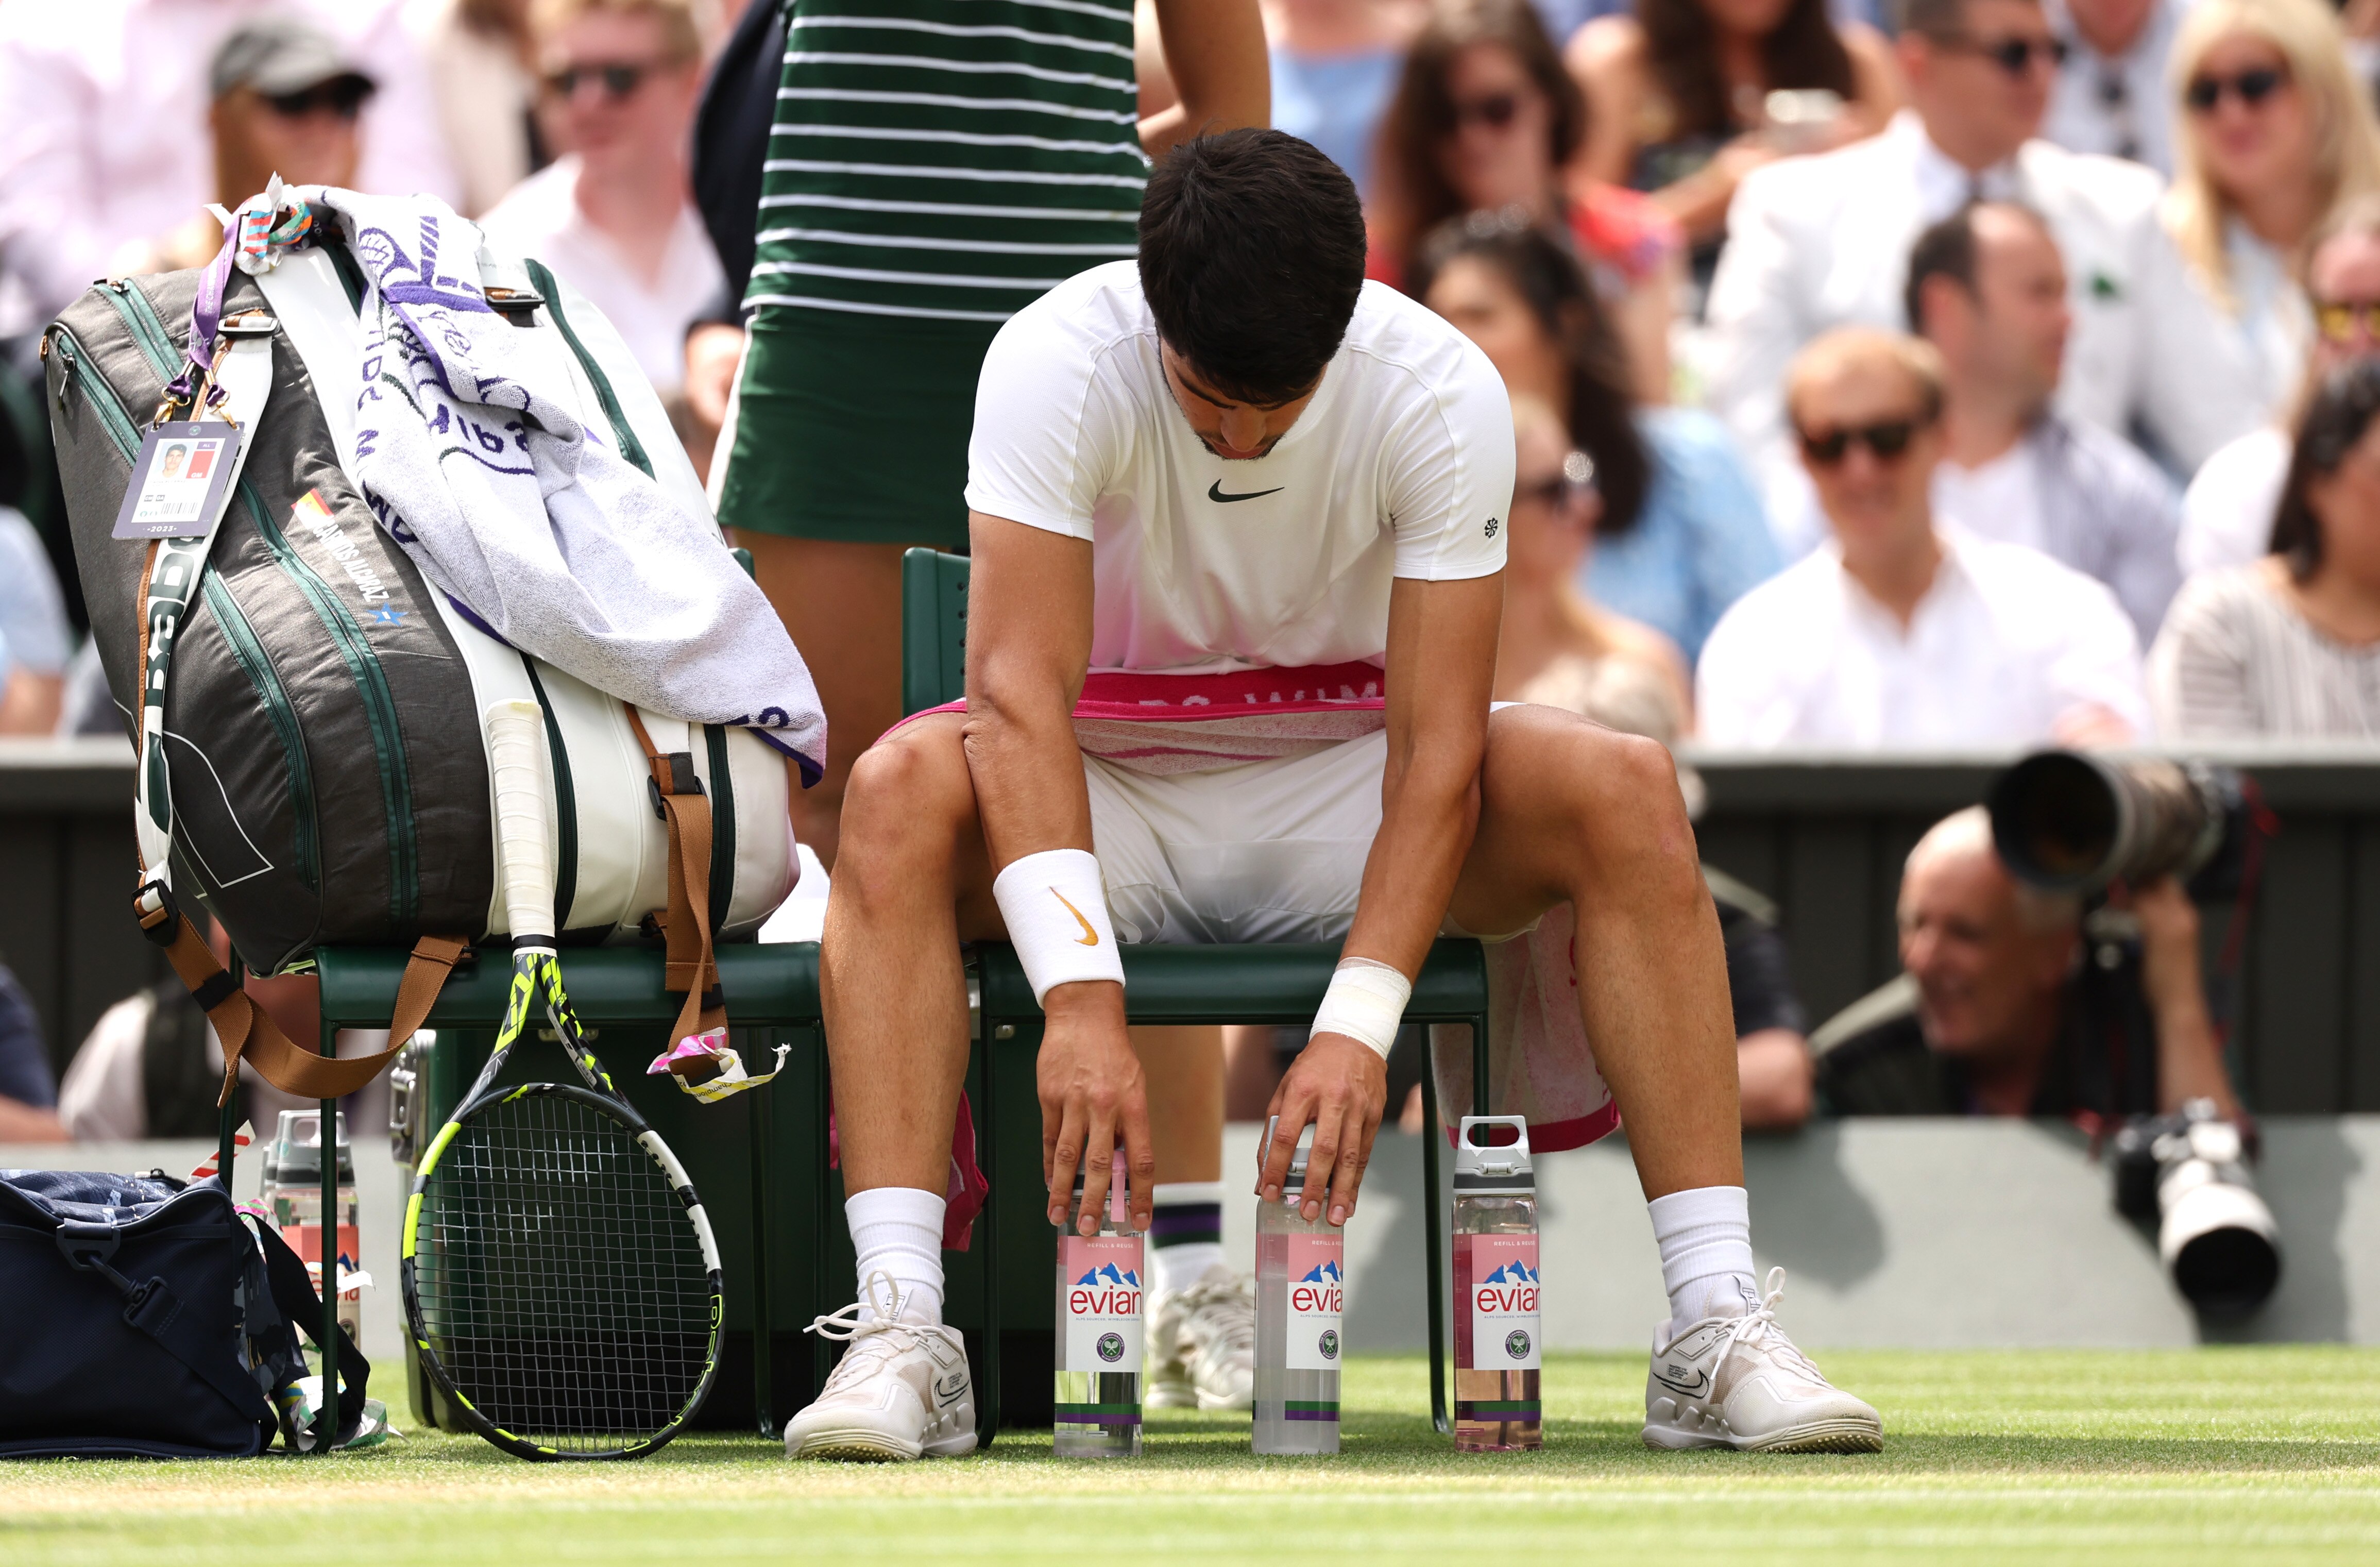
[1292,1258,1345,1316]
[1475,1259,1539,1316]
[1070,1261,1142,1319]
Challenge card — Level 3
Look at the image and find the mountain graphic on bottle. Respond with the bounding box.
[1297,1259,1345,1285]
[1481,1260,1539,1285]
[1074,1262,1143,1288]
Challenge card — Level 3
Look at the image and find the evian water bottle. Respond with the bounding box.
[1254,1116,1343,1454]
[1453,1115,1541,1452]
[1054,1151,1144,1457]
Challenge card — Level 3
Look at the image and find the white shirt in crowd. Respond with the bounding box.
[0,0,462,332]
[964,262,1512,673]
[477,156,725,398]
[1696,528,2150,749]
[1932,443,2046,553]
[1706,110,2261,532]
[2179,424,2291,574]
[2043,0,2195,178]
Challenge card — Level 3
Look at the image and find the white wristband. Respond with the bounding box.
[992,848,1126,1005]
[1310,957,1411,1060]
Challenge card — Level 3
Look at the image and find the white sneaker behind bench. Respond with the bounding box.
[1641,1268,1882,1454]
[1147,1265,1255,1410]
[784,1273,978,1462]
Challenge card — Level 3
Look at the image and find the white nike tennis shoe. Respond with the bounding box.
[1147,1264,1255,1410]
[1641,1268,1882,1453]
[784,1273,978,1461]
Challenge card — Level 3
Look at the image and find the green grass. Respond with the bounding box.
[6,1349,2378,1564]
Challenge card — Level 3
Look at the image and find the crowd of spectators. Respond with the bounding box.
[2,0,2373,1138]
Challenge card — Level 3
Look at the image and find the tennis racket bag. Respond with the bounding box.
[0,1168,366,1458]
[44,238,795,1096]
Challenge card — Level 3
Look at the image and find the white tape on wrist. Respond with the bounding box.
[991,848,1126,1005]
[1310,957,1412,1060]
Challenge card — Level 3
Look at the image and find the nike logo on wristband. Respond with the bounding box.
[1050,888,1100,946]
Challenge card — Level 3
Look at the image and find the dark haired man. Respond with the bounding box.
[1907,200,2181,642]
[782,128,1878,1462]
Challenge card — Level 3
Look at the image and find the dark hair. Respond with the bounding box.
[1137,129,1366,405]
[1900,0,2039,39]
[2274,359,2380,579]
[1373,0,1584,278]
[1903,201,2053,334]
[1642,0,1856,141]
[1408,212,1651,535]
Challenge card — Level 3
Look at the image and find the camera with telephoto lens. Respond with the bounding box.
[2110,1100,2282,1315]
[1985,750,2249,898]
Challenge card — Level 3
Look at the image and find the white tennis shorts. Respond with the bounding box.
[1085,731,1389,946]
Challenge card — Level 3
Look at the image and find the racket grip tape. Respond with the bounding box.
[485,699,557,946]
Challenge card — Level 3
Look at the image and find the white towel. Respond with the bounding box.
[313,189,825,777]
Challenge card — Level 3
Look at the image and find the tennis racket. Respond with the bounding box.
[400,699,724,1460]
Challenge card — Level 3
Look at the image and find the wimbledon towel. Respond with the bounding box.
[314,189,825,777]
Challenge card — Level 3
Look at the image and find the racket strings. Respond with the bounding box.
[414,1094,712,1453]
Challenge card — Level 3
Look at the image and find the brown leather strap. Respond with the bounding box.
[623,707,726,1049]
[135,889,467,1101]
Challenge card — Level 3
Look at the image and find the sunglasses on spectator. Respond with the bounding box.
[2317,301,2380,342]
[2185,66,2287,113]
[1796,415,1933,466]
[1451,93,1522,130]
[1936,34,2068,74]
[261,78,373,120]
[1515,476,1579,508]
[545,60,661,102]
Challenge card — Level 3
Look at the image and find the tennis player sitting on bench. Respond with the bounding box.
[786,128,1881,1461]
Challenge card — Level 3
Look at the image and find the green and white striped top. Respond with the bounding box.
[746,0,1148,323]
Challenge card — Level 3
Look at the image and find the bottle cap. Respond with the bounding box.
[1260,1116,1317,1194]
[1453,1116,1534,1193]
[261,1109,355,1185]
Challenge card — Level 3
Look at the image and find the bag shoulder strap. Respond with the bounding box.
[250,1216,370,1441]
[132,885,465,1101]
[623,706,725,1049]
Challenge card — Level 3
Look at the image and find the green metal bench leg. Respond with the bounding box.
[749,1073,776,1438]
[1423,1016,1495,1437]
[976,1016,1001,1446]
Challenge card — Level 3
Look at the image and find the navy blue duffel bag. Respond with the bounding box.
[0,1168,367,1458]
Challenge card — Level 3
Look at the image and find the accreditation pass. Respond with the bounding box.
[112,421,242,541]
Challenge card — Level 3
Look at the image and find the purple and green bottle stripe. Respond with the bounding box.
[1455,1401,1541,1419]
[1056,1402,1142,1426]
[1283,1400,1339,1422]
[1148,1202,1221,1248]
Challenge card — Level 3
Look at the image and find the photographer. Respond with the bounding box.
[1811,806,2241,1121]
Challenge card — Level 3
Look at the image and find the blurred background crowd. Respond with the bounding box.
[0,0,2372,1149]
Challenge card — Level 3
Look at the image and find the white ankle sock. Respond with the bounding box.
[847,1186,946,1325]
[1149,1181,1226,1294]
[1647,1185,1758,1339]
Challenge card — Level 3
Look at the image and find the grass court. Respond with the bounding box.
[6,1347,2377,1564]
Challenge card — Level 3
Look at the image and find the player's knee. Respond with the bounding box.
[840,727,975,851]
[1567,729,1698,885]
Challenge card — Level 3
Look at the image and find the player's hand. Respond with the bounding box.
[1036,980,1153,1236]
[1259,1032,1387,1226]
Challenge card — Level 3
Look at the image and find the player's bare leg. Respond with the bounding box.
[1447,703,1880,1453]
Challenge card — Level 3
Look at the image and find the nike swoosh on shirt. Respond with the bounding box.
[1050,889,1100,946]
[1208,480,1283,503]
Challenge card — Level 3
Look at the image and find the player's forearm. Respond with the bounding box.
[1140,0,1268,158]
[1340,741,1483,979]
[962,676,1094,868]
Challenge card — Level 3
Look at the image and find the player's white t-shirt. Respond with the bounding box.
[964,261,1512,673]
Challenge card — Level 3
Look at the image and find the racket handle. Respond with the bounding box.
[486,699,556,948]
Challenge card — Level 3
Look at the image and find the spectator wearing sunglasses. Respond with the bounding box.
[479,0,719,401]
[1909,201,2182,642]
[1706,0,2261,555]
[1696,327,2149,748]
[0,2,460,328]
[121,18,378,276]
[2162,0,2380,426]
[2041,0,2191,176]
[1565,0,1902,300]
[1371,0,1685,402]
[2183,198,2380,573]
[1413,212,1779,664]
